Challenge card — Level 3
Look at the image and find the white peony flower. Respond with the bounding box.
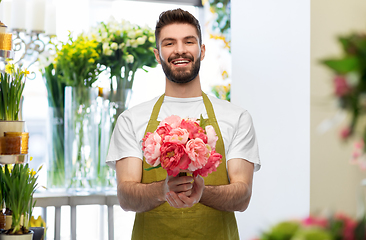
[125,40,131,47]
[127,31,136,39]
[104,48,113,56]
[101,32,108,40]
[126,54,134,63]
[131,40,138,48]
[110,42,118,50]
[135,29,143,37]
[136,36,146,45]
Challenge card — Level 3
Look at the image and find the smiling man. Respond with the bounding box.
[106,8,261,240]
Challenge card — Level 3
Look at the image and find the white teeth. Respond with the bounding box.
[173,60,189,64]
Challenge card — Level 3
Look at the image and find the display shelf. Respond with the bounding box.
[0,49,14,59]
[0,154,29,164]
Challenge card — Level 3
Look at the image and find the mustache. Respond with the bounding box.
[168,54,194,62]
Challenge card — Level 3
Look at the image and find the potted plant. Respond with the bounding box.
[0,163,41,239]
[0,62,28,136]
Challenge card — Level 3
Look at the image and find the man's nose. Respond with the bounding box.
[174,42,187,55]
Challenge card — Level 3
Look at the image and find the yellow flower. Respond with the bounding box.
[5,63,14,74]
[221,70,229,80]
[22,69,30,76]
[88,58,95,63]
[29,169,36,176]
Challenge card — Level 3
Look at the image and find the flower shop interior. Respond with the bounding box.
[1,0,366,239]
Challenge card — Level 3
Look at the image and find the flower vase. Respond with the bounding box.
[96,88,132,190]
[65,86,99,192]
[47,107,65,190]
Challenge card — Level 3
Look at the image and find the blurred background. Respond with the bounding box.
[3,0,366,239]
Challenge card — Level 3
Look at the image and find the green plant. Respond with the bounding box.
[0,62,28,121]
[1,163,41,234]
[55,33,101,88]
[256,213,365,240]
[207,0,231,37]
[321,32,366,166]
[212,84,231,101]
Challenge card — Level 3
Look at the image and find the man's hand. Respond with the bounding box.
[165,175,205,208]
[163,174,193,199]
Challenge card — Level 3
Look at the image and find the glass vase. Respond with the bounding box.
[47,107,66,190]
[96,88,132,190]
[64,86,99,192]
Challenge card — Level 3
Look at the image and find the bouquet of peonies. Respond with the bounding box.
[142,115,222,177]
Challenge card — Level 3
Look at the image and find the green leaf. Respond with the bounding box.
[199,114,209,129]
[321,57,359,74]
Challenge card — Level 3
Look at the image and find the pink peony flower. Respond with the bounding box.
[334,213,357,240]
[180,119,200,137]
[340,127,351,140]
[160,142,190,176]
[156,123,172,139]
[142,132,161,167]
[302,216,328,228]
[193,151,222,177]
[159,115,182,128]
[186,138,209,171]
[205,125,218,149]
[334,75,351,97]
[164,128,189,145]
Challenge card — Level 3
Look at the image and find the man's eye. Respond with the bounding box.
[165,42,173,46]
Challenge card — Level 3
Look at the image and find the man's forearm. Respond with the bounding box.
[200,182,251,212]
[117,181,165,213]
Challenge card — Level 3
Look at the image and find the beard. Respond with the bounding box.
[160,53,201,84]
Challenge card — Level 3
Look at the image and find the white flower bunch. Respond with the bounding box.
[89,17,156,70]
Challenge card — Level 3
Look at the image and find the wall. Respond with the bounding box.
[231,0,310,239]
[310,0,366,216]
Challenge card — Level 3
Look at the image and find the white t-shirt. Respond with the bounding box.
[106,94,261,171]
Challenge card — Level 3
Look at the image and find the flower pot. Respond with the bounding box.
[4,215,11,231]
[0,230,33,240]
[0,211,5,230]
[0,121,25,137]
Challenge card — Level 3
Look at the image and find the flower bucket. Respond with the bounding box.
[29,227,44,240]
[96,88,132,190]
[47,107,66,190]
[65,86,99,191]
[0,230,33,240]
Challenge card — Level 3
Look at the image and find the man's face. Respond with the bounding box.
[154,23,205,84]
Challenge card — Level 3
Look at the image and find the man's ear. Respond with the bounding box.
[154,48,161,64]
[200,44,206,61]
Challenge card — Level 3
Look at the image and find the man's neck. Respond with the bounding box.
[164,76,202,98]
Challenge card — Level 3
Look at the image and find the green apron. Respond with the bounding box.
[131,92,239,240]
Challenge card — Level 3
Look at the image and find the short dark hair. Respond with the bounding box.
[155,8,202,48]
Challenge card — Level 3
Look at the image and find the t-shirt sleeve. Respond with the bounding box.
[226,110,261,171]
[106,110,143,170]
